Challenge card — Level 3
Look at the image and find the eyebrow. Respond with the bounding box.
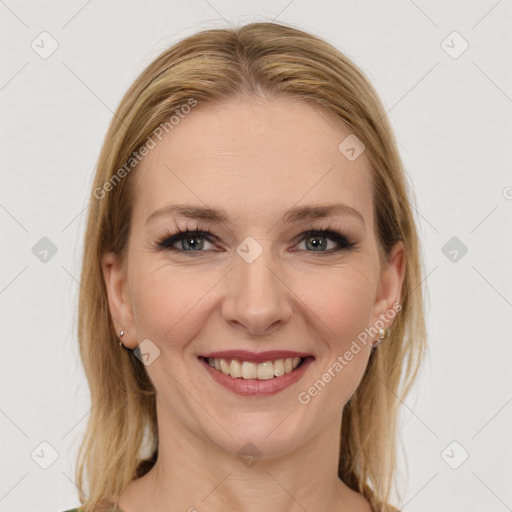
[145,202,365,228]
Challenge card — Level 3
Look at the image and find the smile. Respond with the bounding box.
[198,354,315,397]
[205,356,303,379]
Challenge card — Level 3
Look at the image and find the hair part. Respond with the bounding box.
[76,21,427,512]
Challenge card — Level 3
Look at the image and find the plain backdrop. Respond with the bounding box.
[1,1,511,511]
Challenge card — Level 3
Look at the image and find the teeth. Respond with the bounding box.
[220,359,230,375]
[257,361,274,380]
[241,361,257,379]
[206,357,304,379]
[273,359,285,376]
[229,359,242,378]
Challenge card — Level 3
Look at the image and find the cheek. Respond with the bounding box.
[318,284,373,332]
[128,262,220,345]
[294,262,377,341]
[293,264,376,403]
[129,255,377,345]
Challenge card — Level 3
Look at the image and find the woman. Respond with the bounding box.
[66,21,427,512]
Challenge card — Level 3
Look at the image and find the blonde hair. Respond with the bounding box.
[76,21,427,512]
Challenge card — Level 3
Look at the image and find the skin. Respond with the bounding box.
[102,94,405,512]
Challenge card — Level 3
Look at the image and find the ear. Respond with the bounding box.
[101,252,136,348]
[371,240,406,329]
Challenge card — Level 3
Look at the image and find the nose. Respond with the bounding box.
[221,247,293,336]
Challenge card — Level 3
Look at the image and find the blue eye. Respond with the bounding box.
[156,229,216,252]
[295,229,355,252]
[155,227,356,254]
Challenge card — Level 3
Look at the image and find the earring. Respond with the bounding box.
[372,328,388,348]
[119,330,124,347]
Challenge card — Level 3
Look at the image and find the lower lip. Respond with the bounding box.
[198,356,314,397]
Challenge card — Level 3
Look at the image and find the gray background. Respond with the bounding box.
[1,1,511,511]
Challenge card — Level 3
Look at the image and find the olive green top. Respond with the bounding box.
[63,508,122,512]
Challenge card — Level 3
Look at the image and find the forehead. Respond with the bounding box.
[132,95,374,229]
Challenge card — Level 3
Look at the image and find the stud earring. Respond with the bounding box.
[372,328,388,348]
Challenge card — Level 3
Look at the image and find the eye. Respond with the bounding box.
[293,229,355,253]
[154,225,356,256]
[156,228,216,252]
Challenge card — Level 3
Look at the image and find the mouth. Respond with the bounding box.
[199,355,308,379]
[197,352,315,396]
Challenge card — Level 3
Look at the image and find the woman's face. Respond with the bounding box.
[103,95,404,457]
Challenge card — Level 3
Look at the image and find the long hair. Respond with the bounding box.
[76,21,427,512]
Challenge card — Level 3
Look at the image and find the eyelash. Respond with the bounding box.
[154,222,357,256]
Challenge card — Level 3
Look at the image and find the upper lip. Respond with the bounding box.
[200,350,313,364]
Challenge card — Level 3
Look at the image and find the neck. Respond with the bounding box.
[117,398,369,512]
